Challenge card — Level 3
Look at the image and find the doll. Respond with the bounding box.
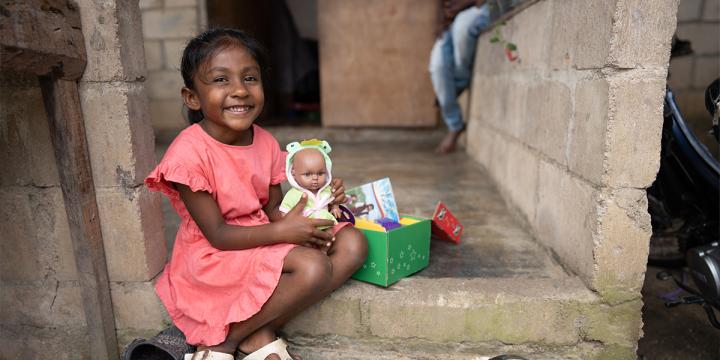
[279,139,342,228]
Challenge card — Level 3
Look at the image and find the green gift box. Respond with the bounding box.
[351,215,431,287]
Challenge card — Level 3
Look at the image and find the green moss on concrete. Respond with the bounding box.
[595,273,642,305]
[595,344,637,360]
[582,300,643,347]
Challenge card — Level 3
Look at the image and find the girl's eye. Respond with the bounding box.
[213,77,227,83]
[244,76,258,83]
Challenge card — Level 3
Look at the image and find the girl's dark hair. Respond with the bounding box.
[180,28,269,124]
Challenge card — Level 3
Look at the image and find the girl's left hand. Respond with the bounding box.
[330,178,346,206]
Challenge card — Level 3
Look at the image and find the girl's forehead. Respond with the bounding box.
[200,44,259,71]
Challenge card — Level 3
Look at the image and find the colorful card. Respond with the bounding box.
[431,201,463,244]
[346,178,400,222]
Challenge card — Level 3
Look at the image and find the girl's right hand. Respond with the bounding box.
[278,194,335,248]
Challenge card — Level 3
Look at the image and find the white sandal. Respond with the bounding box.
[183,349,235,360]
[240,338,294,360]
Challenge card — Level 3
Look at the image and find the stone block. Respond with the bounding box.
[676,0,703,21]
[165,0,197,7]
[568,78,609,185]
[703,0,720,20]
[144,40,164,71]
[150,98,188,131]
[693,56,720,88]
[0,74,59,187]
[521,80,571,164]
[502,141,540,222]
[534,160,598,285]
[142,8,198,40]
[609,0,678,69]
[367,302,466,342]
[466,120,497,169]
[284,296,365,337]
[140,0,164,10]
[0,281,86,328]
[318,0,437,127]
[96,187,166,282]
[549,0,616,70]
[76,0,146,81]
[508,0,551,70]
[667,56,694,89]
[164,39,189,71]
[79,82,155,188]
[111,280,169,330]
[594,189,651,304]
[676,23,720,55]
[0,324,90,360]
[605,78,665,188]
[0,188,77,282]
[465,302,582,345]
[147,70,185,100]
[583,300,643,347]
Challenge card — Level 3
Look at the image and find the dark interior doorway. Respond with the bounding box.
[207,0,321,126]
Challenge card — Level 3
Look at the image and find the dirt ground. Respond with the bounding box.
[638,266,720,359]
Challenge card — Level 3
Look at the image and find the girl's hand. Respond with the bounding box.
[329,178,346,206]
[278,194,335,248]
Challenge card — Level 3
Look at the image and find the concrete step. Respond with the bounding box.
[286,334,601,360]
[263,133,613,359]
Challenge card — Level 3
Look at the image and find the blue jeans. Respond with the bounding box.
[429,5,491,132]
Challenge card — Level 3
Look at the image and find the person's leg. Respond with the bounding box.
[450,5,490,90]
[201,246,332,356]
[260,226,368,330]
[430,31,463,133]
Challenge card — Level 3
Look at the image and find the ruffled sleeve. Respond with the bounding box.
[269,137,287,185]
[145,161,213,199]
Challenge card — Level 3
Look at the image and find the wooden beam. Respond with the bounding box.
[0,0,86,79]
[39,77,119,360]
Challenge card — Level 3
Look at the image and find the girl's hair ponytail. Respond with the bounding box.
[180,28,269,124]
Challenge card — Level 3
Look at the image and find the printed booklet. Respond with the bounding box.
[345,177,400,222]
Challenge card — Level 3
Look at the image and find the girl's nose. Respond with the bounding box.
[231,82,249,97]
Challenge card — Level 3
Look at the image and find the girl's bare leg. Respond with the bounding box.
[201,246,332,354]
[241,226,368,344]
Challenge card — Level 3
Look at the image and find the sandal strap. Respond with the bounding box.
[184,349,234,360]
[242,338,292,360]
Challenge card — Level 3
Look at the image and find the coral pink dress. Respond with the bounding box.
[145,124,296,346]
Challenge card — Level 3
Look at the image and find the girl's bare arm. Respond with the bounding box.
[176,183,334,251]
[263,184,285,222]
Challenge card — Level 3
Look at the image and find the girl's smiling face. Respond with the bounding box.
[182,44,264,145]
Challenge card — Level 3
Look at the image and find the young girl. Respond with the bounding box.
[145,28,368,360]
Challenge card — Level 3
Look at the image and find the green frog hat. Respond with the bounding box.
[285,139,333,191]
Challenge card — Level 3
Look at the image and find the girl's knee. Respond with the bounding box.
[295,249,332,288]
[336,227,368,266]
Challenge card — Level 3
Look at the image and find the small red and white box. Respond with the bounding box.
[431,201,463,244]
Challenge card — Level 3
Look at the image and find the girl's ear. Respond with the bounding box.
[181,87,201,110]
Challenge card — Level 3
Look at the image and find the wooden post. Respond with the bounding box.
[39,77,119,360]
[2,1,120,358]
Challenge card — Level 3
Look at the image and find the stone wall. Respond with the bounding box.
[668,0,719,155]
[140,0,207,141]
[0,1,167,357]
[466,0,678,356]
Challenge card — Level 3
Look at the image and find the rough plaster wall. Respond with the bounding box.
[466,0,678,308]
[1,1,169,357]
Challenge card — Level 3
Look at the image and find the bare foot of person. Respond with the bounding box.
[435,128,465,154]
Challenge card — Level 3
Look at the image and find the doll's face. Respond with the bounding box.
[291,149,328,192]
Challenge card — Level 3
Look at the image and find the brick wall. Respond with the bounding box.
[668,0,719,154]
[1,2,169,357]
[140,0,207,141]
[466,0,678,354]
